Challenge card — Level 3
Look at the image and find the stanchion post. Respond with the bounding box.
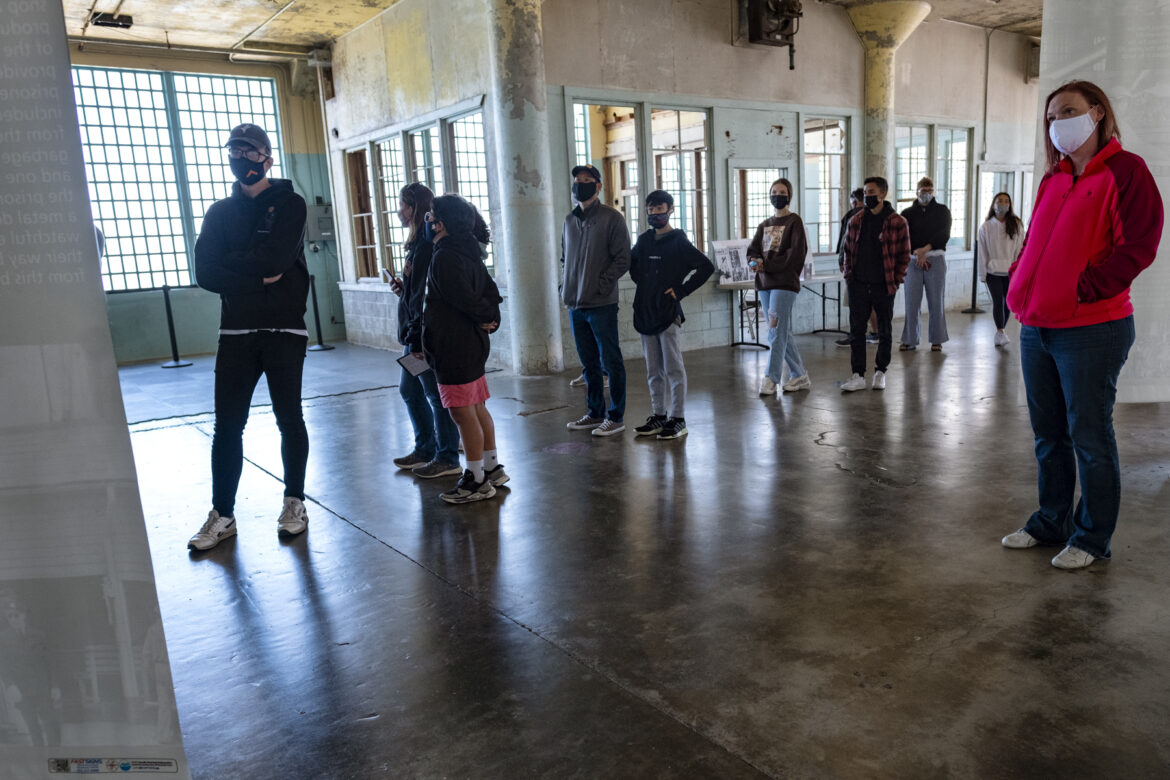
[160,284,193,369]
[307,274,335,352]
[963,240,986,314]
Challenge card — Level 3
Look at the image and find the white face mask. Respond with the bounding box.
[1049,111,1098,155]
[917,191,933,205]
[994,204,1008,216]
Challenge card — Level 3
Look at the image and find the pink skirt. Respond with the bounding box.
[437,375,490,409]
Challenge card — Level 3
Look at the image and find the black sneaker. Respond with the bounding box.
[835,335,853,348]
[393,451,431,470]
[485,464,510,487]
[656,418,688,440]
[634,414,668,437]
[440,470,497,504]
[412,459,463,479]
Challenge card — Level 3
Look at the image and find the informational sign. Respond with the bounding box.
[0,2,189,778]
[1040,0,1170,402]
[712,238,754,286]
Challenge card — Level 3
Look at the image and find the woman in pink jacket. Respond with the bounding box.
[1001,81,1163,569]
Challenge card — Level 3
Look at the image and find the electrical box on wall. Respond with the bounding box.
[306,204,335,242]
[733,0,803,69]
[1027,43,1041,83]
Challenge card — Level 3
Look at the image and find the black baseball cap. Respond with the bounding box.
[226,123,272,153]
[571,164,602,183]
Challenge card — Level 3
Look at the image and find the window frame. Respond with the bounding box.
[895,121,976,250]
[800,116,849,254]
[71,64,284,292]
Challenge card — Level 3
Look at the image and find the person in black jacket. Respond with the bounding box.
[899,176,952,351]
[629,190,714,440]
[421,195,505,504]
[388,183,462,480]
[188,123,310,551]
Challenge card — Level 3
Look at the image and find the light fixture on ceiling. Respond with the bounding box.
[89,12,133,29]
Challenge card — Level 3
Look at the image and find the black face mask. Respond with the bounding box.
[572,181,597,203]
[230,156,267,184]
[864,195,880,210]
[647,212,671,229]
[770,194,789,210]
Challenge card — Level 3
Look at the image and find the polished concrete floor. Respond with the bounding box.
[122,313,1170,779]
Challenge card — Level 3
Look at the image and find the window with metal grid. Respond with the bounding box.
[935,127,970,249]
[408,126,443,193]
[573,103,591,167]
[450,112,494,269]
[803,118,848,253]
[734,168,785,239]
[895,124,930,213]
[171,73,283,235]
[376,135,409,275]
[652,109,708,249]
[71,65,283,291]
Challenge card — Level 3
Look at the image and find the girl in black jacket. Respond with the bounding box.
[421,195,505,504]
[390,183,463,479]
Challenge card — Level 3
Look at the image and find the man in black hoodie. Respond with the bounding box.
[629,190,713,440]
[188,123,310,551]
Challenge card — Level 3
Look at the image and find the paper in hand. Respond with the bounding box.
[396,353,431,377]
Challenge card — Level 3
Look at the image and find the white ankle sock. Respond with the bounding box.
[483,449,498,470]
[467,459,484,482]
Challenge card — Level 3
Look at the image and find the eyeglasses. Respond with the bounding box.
[227,146,270,163]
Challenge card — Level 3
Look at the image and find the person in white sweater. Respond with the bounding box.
[977,192,1025,346]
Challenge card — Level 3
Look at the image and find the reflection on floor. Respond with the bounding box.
[125,314,1170,778]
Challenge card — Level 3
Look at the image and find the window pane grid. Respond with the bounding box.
[895,124,930,213]
[72,65,284,291]
[573,103,591,167]
[73,66,188,290]
[450,113,494,269]
[171,73,283,236]
[377,135,408,274]
[409,126,443,192]
[802,118,847,253]
[652,110,708,248]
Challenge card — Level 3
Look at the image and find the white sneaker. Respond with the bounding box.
[569,374,609,388]
[782,374,811,392]
[871,371,886,390]
[1001,528,1039,548]
[1051,545,1097,570]
[188,510,236,551]
[277,496,309,537]
[994,332,1010,347]
[840,373,866,392]
[759,376,778,396]
[591,419,626,437]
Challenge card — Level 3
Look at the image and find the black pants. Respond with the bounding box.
[212,332,308,517]
[986,273,1011,330]
[848,281,895,376]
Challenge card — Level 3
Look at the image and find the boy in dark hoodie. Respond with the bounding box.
[189,123,310,552]
[629,190,714,440]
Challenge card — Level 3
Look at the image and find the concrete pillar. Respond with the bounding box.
[847,1,932,181]
[1039,0,1170,402]
[488,0,564,375]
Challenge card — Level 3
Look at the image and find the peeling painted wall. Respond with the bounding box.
[327,0,490,144]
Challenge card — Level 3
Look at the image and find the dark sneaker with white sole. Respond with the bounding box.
[440,470,497,504]
[484,464,510,487]
[393,451,431,470]
[566,414,603,430]
[635,414,668,437]
[413,459,463,479]
[656,418,688,440]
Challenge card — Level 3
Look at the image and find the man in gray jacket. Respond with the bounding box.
[562,164,631,436]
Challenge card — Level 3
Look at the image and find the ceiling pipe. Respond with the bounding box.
[232,0,302,52]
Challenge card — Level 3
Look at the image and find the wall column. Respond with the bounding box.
[847,1,932,181]
[488,0,564,375]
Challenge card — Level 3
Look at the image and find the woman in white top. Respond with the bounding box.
[977,192,1025,346]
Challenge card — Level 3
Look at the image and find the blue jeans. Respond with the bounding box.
[570,304,626,422]
[1020,316,1135,558]
[758,289,805,383]
[399,347,460,465]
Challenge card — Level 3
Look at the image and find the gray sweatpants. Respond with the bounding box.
[642,324,686,419]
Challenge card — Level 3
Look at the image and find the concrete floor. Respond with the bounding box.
[122,313,1170,779]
